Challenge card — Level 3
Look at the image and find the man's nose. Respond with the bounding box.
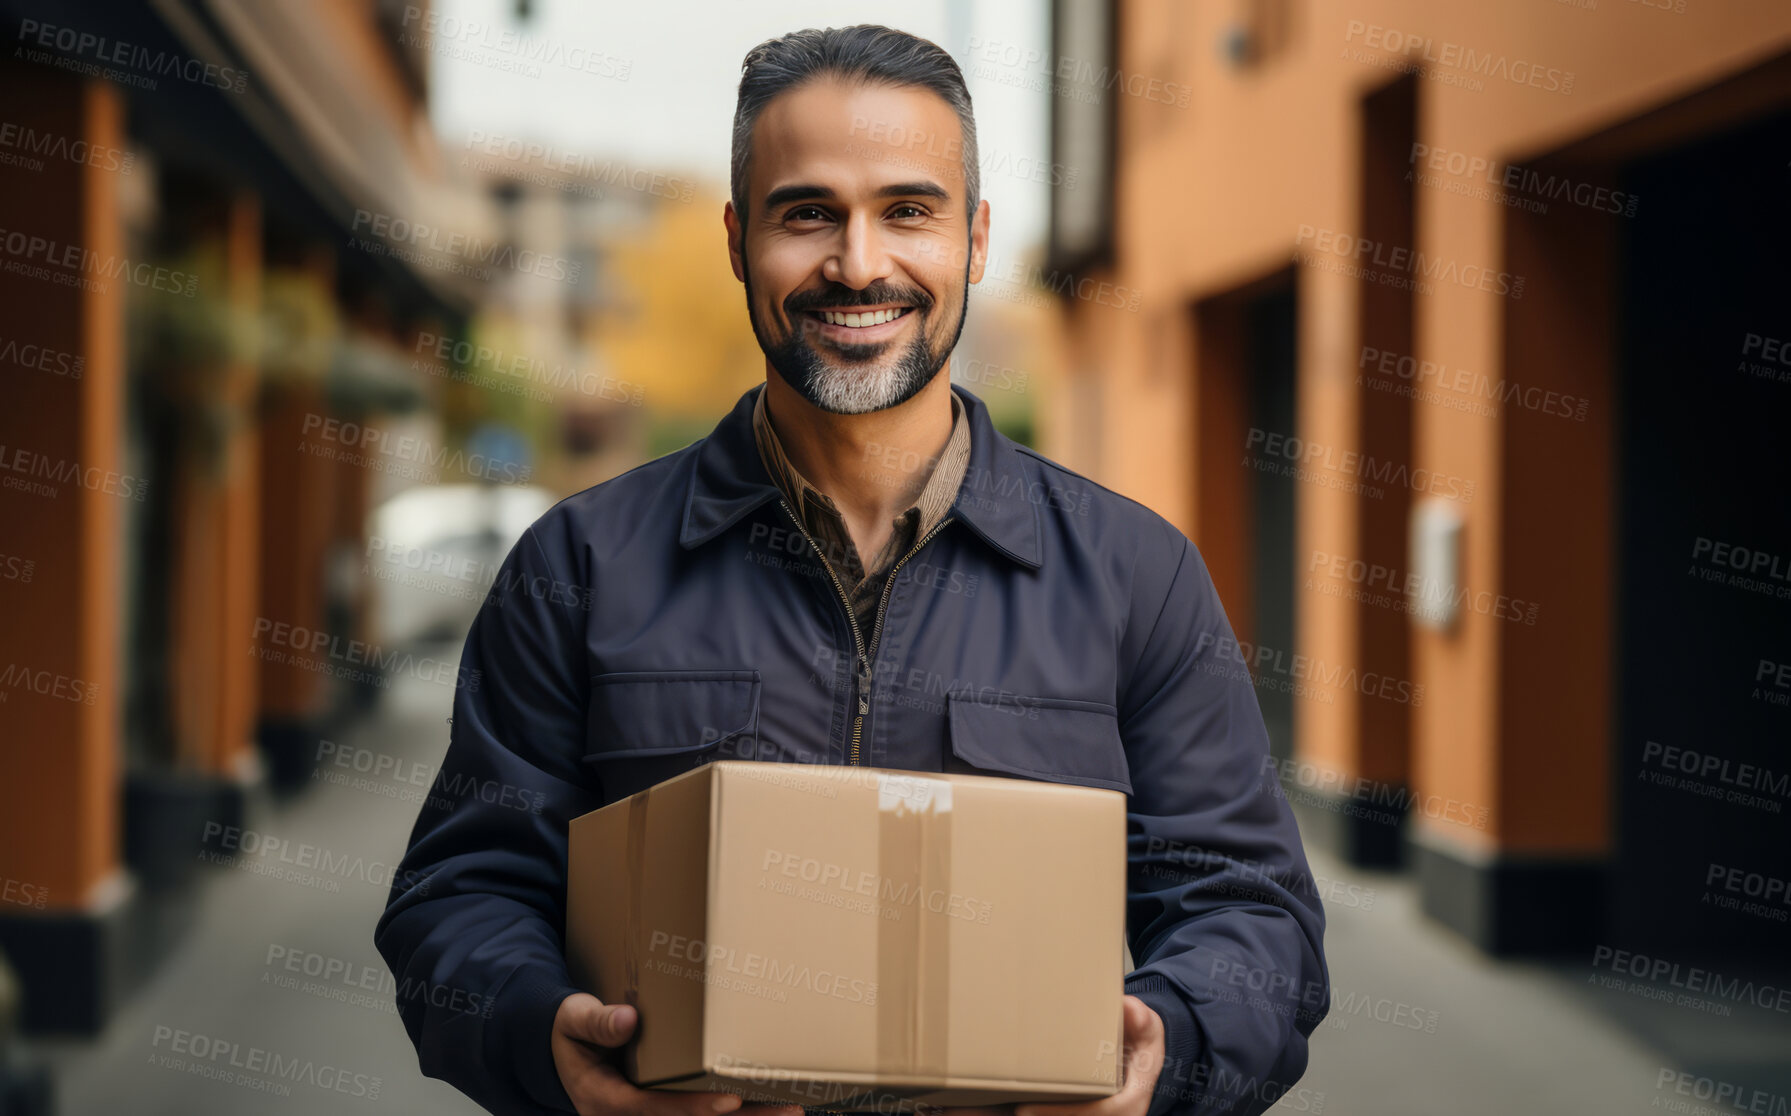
[822,210,895,290]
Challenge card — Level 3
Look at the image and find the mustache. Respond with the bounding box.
[785,284,932,314]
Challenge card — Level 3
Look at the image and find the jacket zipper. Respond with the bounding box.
[858,516,955,763]
[778,500,955,765]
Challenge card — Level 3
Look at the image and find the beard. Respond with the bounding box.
[743,257,970,415]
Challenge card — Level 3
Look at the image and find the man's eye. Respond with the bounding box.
[787,205,830,222]
[890,204,927,219]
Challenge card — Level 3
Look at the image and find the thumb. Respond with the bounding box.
[1122,994,1159,1042]
[559,993,638,1047]
[1120,995,1165,1081]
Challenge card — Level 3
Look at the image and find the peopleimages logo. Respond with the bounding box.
[251,618,483,692]
[399,6,632,81]
[0,331,84,378]
[1688,536,1791,601]
[760,849,994,924]
[0,444,150,501]
[412,332,644,404]
[364,534,594,613]
[646,932,878,1005]
[0,225,196,296]
[200,822,429,893]
[1261,756,1489,830]
[1358,346,1588,422]
[1139,835,1379,912]
[1195,632,1424,707]
[1407,143,1636,218]
[263,944,495,1019]
[0,551,34,583]
[350,209,582,283]
[1590,945,1791,1014]
[459,132,691,202]
[1306,550,1540,626]
[0,121,134,176]
[1,876,48,910]
[16,19,250,93]
[0,662,98,705]
[1295,224,1524,298]
[1655,1070,1785,1116]
[1638,740,1786,814]
[964,35,1190,108]
[1703,862,1790,924]
[1342,21,1574,95]
[1244,427,1475,502]
[300,414,531,485]
[1739,332,1791,385]
[148,1025,380,1099]
[314,739,546,815]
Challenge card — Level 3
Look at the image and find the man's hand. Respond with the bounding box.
[925,996,1167,1116]
[552,993,805,1116]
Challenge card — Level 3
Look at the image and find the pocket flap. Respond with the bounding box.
[947,693,1132,794]
[585,670,761,761]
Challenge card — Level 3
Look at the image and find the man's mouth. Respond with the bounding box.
[801,305,915,330]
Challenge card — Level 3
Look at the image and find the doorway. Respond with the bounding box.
[1613,106,1791,956]
[1194,270,1299,762]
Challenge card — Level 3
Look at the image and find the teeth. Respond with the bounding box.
[820,308,907,327]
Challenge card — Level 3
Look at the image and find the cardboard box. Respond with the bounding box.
[566,761,1127,1112]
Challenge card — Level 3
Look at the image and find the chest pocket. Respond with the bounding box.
[584,669,761,802]
[945,693,1133,795]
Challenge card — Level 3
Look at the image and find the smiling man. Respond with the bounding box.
[376,24,1328,1116]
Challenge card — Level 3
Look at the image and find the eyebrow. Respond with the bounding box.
[763,181,952,211]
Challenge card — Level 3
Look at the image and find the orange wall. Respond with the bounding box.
[0,73,126,908]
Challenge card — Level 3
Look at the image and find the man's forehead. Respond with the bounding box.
[751,79,963,194]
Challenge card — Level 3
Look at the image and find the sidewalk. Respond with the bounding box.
[1297,847,1791,1114]
[33,658,485,1116]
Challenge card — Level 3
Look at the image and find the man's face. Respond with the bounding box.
[727,78,989,415]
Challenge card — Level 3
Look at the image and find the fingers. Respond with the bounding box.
[572,1063,748,1116]
[1011,999,1167,1116]
[1117,995,1165,1095]
[553,1000,797,1116]
[1121,995,1164,1049]
[557,992,639,1048]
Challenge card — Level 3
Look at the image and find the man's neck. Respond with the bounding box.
[762,367,956,545]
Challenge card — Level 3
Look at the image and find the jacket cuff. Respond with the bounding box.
[1125,973,1201,1116]
[492,966,582,1113]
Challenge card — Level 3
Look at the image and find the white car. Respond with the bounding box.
[363,483,558,649]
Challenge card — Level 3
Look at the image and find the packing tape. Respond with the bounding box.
[873,772,954,1096]
[622,791,652,1011]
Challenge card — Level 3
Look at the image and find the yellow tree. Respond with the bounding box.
[596,188,763,427]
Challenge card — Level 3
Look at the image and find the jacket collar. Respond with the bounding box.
[679,381,1043,569]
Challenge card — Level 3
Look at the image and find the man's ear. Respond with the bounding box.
[724,201,746,282]
[967,198,991,285]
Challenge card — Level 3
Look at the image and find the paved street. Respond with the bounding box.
[33,657,486,1116]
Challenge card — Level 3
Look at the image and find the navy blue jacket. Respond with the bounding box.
[374,383,1329,1116]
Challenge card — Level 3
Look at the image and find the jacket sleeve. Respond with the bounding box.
[1117,529,1330,1116]
[374,517,598,1115]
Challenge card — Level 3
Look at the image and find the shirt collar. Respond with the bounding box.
[751,382,969,541]
[750,380,831,522]
[680,381,1043,569]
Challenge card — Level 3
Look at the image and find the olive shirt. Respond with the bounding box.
[750,382,971,644]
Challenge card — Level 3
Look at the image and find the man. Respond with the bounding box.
[376,24,1328,1116]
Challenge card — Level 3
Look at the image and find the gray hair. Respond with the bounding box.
[731,24,980,224]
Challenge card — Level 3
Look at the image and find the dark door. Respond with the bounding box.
[1613,107,1791,956]
[1248,285,1299,763]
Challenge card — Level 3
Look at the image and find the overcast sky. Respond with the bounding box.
[427,0,1053,252]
